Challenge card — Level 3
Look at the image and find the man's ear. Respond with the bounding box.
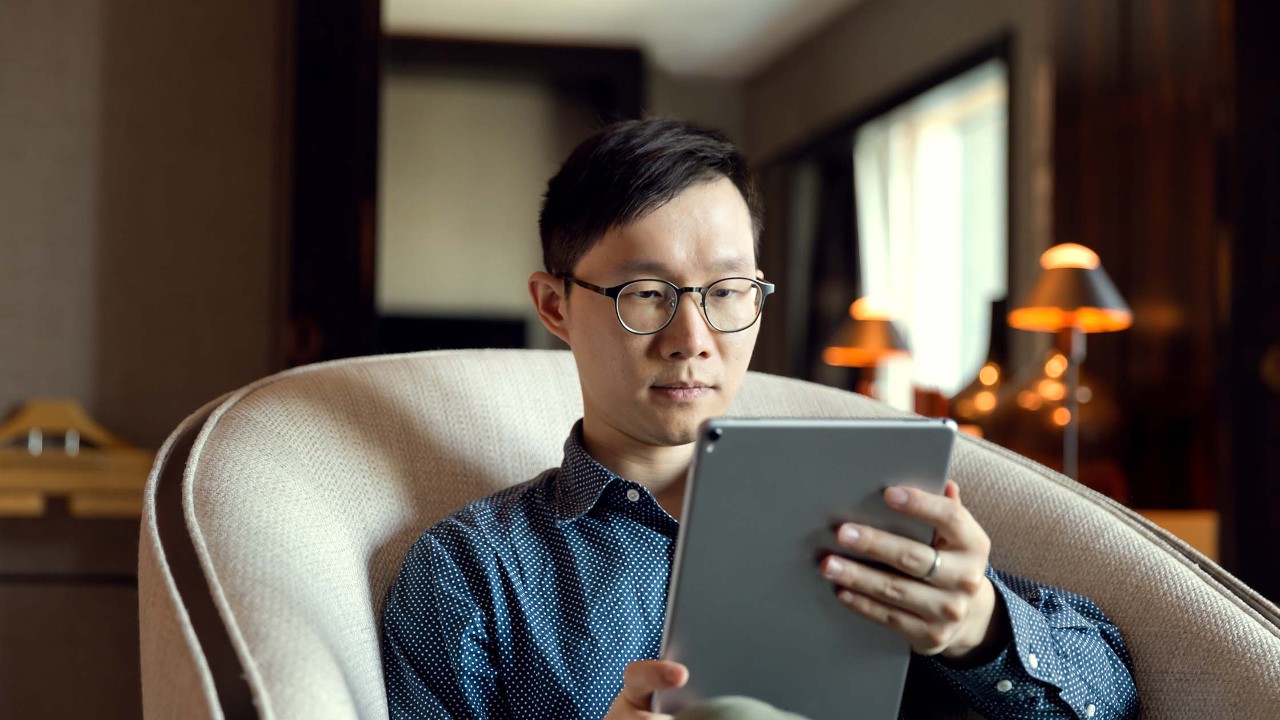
[756,268,766,280]
[529,271,572,346]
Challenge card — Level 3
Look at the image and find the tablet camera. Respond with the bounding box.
[705,426,723,452]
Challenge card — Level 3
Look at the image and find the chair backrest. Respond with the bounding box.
[139,349,1280,719]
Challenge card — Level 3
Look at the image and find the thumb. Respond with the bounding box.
[619,660,688,709]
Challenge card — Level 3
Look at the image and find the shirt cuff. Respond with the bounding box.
[923,566,1110,719]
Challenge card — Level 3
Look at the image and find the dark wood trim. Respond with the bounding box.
[1004,32,1023,329]
[287,0,382,365]
[270,0,297,371]
[0,573,136,587]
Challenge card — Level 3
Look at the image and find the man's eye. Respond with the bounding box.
[711,289,737,298]
[629,290,664,300]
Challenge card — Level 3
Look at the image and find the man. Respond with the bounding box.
[381,119,1138,719]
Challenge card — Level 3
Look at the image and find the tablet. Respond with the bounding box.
[655,417,957,719]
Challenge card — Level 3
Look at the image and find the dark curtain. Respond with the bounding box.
[754,142,861,388]
[803,150,861,389]
[751,165,792,376]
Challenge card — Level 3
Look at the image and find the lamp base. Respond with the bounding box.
[855,366,877,398]
[1057,327,1086,480]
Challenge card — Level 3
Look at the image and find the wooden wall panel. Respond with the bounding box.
[1053,0,1280,600]
[1226,0,1280,601]
[1052,0,1225,508]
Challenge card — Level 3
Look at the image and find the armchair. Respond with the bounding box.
[139,349,1280,718]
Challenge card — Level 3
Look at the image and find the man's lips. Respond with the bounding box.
[650,383,715,401]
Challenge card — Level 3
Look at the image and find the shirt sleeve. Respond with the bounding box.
[381,528,507,720]
[921,566,1138,719]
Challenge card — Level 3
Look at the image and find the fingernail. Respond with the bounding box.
[838,589,856,604]
[823,556,845,579]
[885,488,909,506]
[664,665,683,684]
[838,525,860,544]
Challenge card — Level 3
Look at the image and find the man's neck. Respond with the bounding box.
[579,422,693,521]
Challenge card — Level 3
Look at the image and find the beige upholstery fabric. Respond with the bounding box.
[139,349,1280,719]
[139,396,229,720]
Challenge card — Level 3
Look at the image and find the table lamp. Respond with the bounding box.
[1009,243,1131,479]
[823,297,910,397]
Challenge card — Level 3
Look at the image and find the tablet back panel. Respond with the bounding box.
[656,418,956,719]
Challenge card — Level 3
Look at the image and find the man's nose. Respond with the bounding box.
[660,292,714,359]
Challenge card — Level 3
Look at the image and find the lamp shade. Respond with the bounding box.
[1008,243,1132,333]
[823,298,910,367]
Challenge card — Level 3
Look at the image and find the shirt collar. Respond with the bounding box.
[550,420,624,523]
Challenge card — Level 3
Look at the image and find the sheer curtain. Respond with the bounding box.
[853,59,1008,410]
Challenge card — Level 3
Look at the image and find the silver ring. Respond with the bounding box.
[922,547,942,581]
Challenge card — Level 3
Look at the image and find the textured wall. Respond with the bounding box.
[0,0,287,447]
[647,68,746,147]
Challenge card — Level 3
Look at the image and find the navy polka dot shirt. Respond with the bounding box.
[381,423,1138,719]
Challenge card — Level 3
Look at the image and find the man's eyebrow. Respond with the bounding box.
[611,257,755,277]
[612,259,669,276]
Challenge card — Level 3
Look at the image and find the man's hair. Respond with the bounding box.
[538,118,762,278]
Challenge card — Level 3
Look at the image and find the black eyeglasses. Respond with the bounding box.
[560,275,777,335]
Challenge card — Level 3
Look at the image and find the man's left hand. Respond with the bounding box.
[819,480,1009,661]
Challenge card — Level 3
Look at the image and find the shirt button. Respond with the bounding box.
[1086,704,1096,717]
[625,488,641,502]
[995,680,1013,693]
[1027,653,1039,669]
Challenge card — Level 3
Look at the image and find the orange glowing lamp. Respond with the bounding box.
[1008,244,1132,333]
[1008,243,1131,480]
[822,298,910,368]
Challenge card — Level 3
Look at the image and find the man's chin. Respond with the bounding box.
[646,426,700,447]
[642,406,718,447]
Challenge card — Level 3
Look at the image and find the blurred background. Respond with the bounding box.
[1,0,1278,716]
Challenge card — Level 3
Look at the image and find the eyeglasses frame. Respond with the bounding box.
[558,275,777,335]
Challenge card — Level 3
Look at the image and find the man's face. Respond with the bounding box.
[552,177,762,448]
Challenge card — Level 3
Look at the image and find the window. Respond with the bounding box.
[852,59,1008,410]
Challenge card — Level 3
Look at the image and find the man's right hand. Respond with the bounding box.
[604,660,689,719]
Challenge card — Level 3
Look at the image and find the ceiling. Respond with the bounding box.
[383,0,866,79]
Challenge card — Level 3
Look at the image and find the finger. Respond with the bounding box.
[945,479,961,504]
[835,588,953,656]
[821,553,965,624]
[833,522,950,583]
[619,660,688,710]
[883,485,985,549]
